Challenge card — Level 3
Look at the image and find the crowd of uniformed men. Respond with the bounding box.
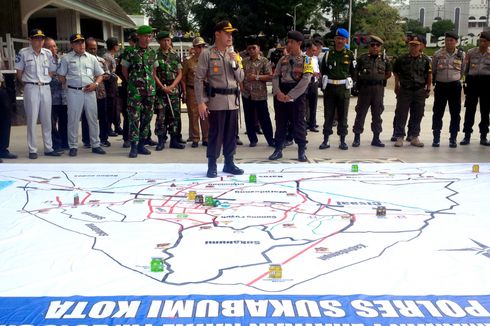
[0,21,489,176]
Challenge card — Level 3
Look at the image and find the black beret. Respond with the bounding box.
[480,31,490,41]
[287,30,304,42]
[444,31,458,40]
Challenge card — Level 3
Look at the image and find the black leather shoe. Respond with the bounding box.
[432,141,440,147]
[339,142,348,150]
[460,138,470,145]
[298,147,307,162]
[100,140,111,147]
[268,149,283,160]
[108,131,118,137]
[69,148,77,157]
[309,127,319,132]
[249,142,257,147]
[202,141,208,146]
[146,138,157,146]
[83,143,91,148]
[480,139,490,146]
[449,140,457,148]
[352,139,360,147]
[236,138,243,145]
[191,141,199,148]
[123,140,131,148]
[0,151,18,159]
[390,135,397,142]
[371,139,385,147]
[92,147,106,155]
[223,164,244,175]
[284,140,293,147]
[45,151,61,157]
[29,153,38,159]
[319,141,330,149]
[207,168,218,178]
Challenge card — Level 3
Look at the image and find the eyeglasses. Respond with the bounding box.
[370,43,381,47]
[247,46,257,51]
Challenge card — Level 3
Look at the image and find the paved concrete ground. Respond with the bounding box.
[3,80,489,164]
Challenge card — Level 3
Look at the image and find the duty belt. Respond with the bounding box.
[327,79,346,85]
[68,86,84,90]
[211,87,239,95]
[24,82,49,86]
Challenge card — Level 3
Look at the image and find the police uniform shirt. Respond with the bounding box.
[321,48,355,80]
[194,45,244,111]
[272,53,312,99]
[58,51,104,87]
[15,46,56,83]
[357,53,391,81]
[465,47,490,76]
[432,48,464,82]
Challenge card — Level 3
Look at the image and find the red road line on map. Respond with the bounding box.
[147,199,154,218]
[327,197,331,205]
[246,224,349,287]
[81,192,91,205]
[55,196,62,207]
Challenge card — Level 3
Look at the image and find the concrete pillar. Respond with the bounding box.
[56,9,80,41]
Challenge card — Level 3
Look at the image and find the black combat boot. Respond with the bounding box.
[156,136,165,151]
[319,135,330,149]
[339,135,348,150]
[223,156,244,175]
[207,157,218,178]
[449,133,457,148]
[128,142,138,158]
[137,141,151,155]
[268,147,283,160]
[146,137,157,146]
[170,136,185,149]
[352,133,361,147]
[298,144,307,162]
[432,130,441,147]
[371,133,385,147]
[480,134,490,146]
[460,133,471,145]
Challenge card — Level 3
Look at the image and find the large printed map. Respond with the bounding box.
[0,163,489,325]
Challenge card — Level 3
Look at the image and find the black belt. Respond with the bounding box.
[403,85,424,91]
[211,87,238,95]
[68,86,84,90]
[24,82,49,86]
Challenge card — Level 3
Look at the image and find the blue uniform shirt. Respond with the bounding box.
[57,51,104,88]
[15,46,56,83]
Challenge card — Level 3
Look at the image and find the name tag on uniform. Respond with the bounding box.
[44,67,49,76]
[86,67,92,75]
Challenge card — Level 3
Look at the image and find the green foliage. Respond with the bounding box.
[113,0,142,14]
[404,19,430,36]
[431,19,455,38]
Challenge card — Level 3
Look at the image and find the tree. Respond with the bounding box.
[404,19,430,36]
[113,0,142,14]
[354,0,405,54]
[431,19,455,38]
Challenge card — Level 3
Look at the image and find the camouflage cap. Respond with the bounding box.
[136,25,153,35]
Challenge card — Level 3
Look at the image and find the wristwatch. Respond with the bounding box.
[255,75,260,81]
[95,82,99,87]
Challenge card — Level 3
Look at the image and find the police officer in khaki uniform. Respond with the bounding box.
[392,36,432,147]
[15,29,60,159]
[182,37,209,148]
[269,30,312,162]
[460,31,490,146]
[319,28,356,150]
[352,35,392,147]
[431,31,465,148]
[195,21,245,178]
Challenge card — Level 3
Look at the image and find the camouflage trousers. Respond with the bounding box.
[127,95,154,142]
[154,91,181,136]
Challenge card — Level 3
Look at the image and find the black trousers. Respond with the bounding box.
[463,76,490,135]
[353,85,384,134]
[119,84,130,142]
[51,104,68,150]
[206,109,238,159]
[431,81,461,134]
[394,88,426,137]
[82,98,108,143]
[242,96,274,146]
[0,87,12,152]
[306,80,318,129]
[273,94,307,147]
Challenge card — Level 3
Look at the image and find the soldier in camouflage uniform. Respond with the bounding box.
[154,31,185,150]
[392,35,432,148]
[319,28,356,150]
[352,35,392,148]
[121,25,157,158]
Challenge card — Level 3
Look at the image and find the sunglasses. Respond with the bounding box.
[370,43,381,47]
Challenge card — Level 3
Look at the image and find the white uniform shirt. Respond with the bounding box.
[15,46,56,83]
[57,51,104,88]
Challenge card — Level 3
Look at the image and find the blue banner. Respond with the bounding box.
[0,294,489,325]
